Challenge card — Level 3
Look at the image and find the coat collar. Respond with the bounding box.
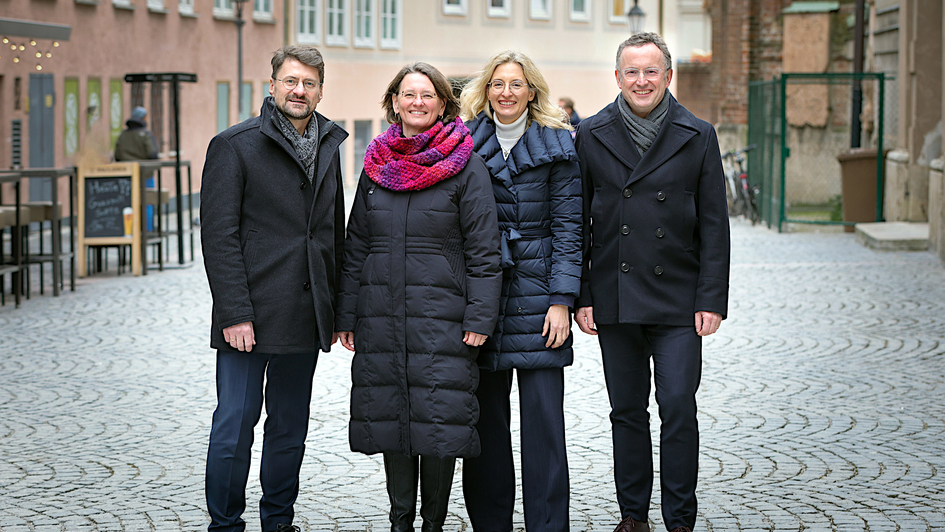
[589,93,699,185]
[467,112,577,191]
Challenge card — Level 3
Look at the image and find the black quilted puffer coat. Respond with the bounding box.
[466,113,583,372]
[336,154,501,459]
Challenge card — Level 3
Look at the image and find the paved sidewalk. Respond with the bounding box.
[1,218,944,531]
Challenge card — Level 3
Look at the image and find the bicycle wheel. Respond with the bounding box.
[741,180,760,224]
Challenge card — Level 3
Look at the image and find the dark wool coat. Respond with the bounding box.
[201,97,348,354]
[466,113,583,371]
[575,94,730,324]
[336,155,501,459]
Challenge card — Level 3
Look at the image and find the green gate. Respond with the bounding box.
[748,73,886,231]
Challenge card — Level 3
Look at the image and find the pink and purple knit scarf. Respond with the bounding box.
[364,117,474,191]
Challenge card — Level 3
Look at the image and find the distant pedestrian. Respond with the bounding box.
[200,45,348,532]
[114,106,158,161]
[460,50,582,532]
[574,32,731,532]
[335,61,501,532]
[558,97,581,127]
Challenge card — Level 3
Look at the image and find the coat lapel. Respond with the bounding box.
[590,100,641,173]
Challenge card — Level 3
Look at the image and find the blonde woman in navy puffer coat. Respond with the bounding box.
[459,50,582,532]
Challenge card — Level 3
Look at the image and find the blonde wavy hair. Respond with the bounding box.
[460,50,572,131]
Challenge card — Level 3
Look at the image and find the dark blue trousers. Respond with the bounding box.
[463,367,569,532]
[205,350,318,532]
[597,323,702,531]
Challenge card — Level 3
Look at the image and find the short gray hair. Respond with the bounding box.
[615,32,672,72]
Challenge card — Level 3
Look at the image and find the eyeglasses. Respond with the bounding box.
[275,77,321,91]
[621,68,664,82]
[400,91,438,102]
[488,80,529,93]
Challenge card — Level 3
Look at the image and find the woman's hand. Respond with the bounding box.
[542,304,571,348]
[337,331,355,351]
[463,331,488,346]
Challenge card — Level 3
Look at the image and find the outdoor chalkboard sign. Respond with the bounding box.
[78,162,142,276]
[84,176,132,238]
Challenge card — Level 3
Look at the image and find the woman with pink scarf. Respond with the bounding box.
[335,62,501,532]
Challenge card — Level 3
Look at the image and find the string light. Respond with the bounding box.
[36,64,42,71]
[13,57,19,63]
[2,38,61,69]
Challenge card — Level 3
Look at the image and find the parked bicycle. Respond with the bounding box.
[722,144,760,224]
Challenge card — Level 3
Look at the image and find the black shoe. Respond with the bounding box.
[614,515,649,532]
[273,525,300,532]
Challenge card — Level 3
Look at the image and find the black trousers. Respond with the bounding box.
[597,323,702,531]
[463,367,569,532]
[205,350,318,532]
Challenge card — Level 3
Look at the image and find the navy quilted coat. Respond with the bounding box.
[335,155,501,459]
[467,113,583,371]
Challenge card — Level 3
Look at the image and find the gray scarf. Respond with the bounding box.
[271,99,319,183]
[618,90,670,154]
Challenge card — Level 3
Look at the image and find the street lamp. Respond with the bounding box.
[233,0,250,121]
[627,0,646,34]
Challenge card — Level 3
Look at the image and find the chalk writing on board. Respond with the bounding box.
[84,176,132,238]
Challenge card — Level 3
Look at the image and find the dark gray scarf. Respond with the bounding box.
[618,90,670,154]
[271,98,319,183]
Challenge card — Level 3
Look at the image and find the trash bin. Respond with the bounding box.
[837,148,886,233]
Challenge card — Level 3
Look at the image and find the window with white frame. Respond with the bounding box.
[214,0,234,17]
[530,0,551,19]
[179,0,195,15]
[487,0,510,18]
[147,0,165,11]
[443,0,467,16]
[254,0,273,18]
[570,0,590,21]
[113,0,133,8]
[298,0,321,44]
[380,0,401,49]
[609,0,627,23]
[326,0,349,46]
[354,0,375,48]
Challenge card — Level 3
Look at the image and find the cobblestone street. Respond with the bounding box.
[2,217,944,531]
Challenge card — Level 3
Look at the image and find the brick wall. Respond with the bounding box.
[675,62,717,124]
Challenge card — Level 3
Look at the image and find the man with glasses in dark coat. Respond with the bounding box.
[200,45,348,532]
[574,33,730,532]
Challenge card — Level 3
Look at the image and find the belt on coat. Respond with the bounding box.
[500,227,551,269]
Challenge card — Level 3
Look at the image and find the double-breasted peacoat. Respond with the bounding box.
[466,113,583,371]
[336,155,502,459]
[201,97,348,354]
[575,94,730,324]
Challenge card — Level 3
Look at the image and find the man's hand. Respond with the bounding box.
[575,306,597,335]
[464,331,488,346]
[543,304,571,348]
[695,311,722,336]
[223,322,255,352]
[337,331,355,351]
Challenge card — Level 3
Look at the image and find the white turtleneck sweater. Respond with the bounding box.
[495,111,528,160]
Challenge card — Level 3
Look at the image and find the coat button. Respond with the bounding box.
[654,265,663,275]
[517,307,523,313]
[621,224,631,235]
[303,282,311,290]
[309,231,314,239]
[623,187,633,198]
[655,227,665,238]
[656,191,666,201]
[300,181,306,190]
[620,262,630,273]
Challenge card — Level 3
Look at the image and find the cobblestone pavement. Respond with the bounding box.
[2,217,944,531]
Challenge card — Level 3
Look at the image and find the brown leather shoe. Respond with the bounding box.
[614,515,649,532]
[669,527,692,532]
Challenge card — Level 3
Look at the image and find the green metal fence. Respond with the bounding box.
[748,72,886,231]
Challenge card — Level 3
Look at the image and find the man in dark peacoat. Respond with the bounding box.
[574,33,730,532]
[200,46,348,532]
